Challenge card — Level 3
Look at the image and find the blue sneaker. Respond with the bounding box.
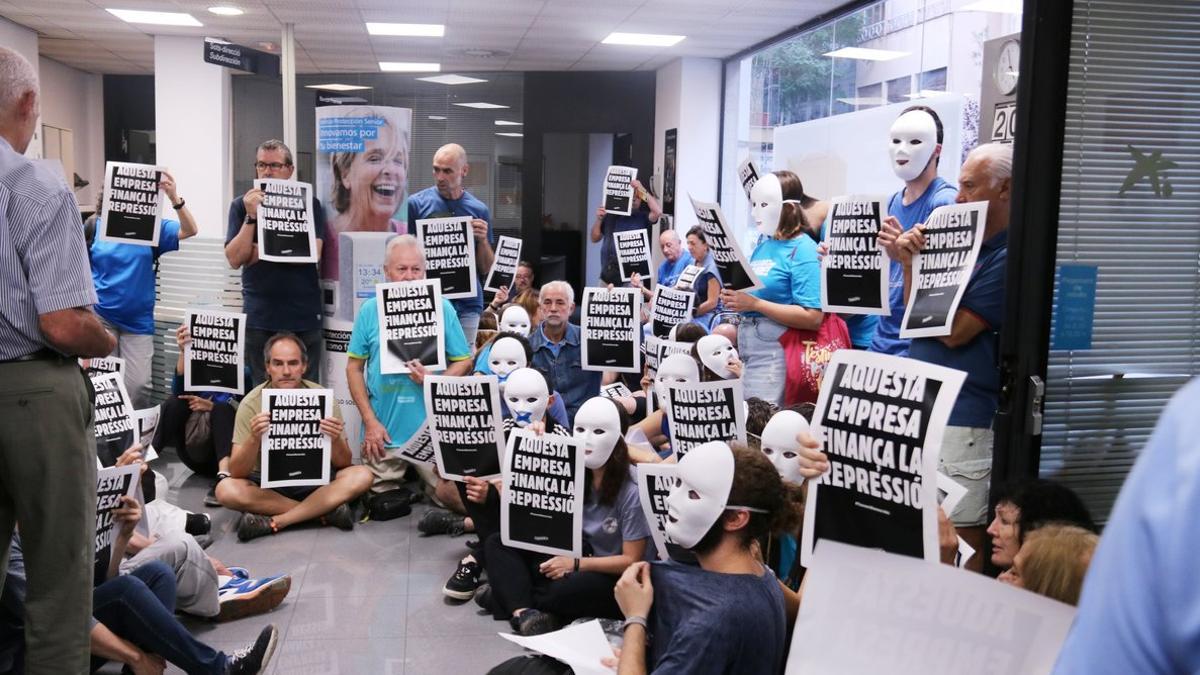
[217,574,291,623]
[225,567,251,581]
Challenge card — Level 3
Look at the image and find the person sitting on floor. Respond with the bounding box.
[998,523,1098,606]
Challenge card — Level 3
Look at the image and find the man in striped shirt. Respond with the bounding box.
[0,46,116,674]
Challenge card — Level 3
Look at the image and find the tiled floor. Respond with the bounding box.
[152,455,528,675]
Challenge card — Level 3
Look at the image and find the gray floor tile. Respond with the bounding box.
[289,594,409,640]
[183,599,294,644]
[404,589,502,637]
[268,638,405,675]
[310,522,412,562]
[407,530,474,562]
[298,560,408,597]
[404,634,528,674]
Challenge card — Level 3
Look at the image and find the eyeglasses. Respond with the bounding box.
[255,161,291,171]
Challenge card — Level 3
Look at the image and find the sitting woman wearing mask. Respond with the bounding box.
[692,333,743,382]
[474,333,569,429]
[628,353,701,461]
[477,397,649,636]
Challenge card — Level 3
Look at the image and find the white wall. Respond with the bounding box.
[0,16,41,158]
[585,133,613,287]
[654,57,722,232]
[38,57,104,208]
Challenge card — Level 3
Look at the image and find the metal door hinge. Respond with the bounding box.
[1027,375,1045,436]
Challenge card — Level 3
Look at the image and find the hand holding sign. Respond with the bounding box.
[892,225,927,265]
[538,556,575,580]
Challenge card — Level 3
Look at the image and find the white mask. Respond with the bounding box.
[655,353,699,390]
[888,110,938,182]
[499,306,532,337]
[574,397,622,469]
[503,367,549,428]
[749,173,783,237]
[697,334,739,379]
[760,410,811,484]
[664,441,734,549]
[489,337,527,392]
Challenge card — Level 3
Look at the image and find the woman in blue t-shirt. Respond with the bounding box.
[721,170,823,406]
[683,226,724,329]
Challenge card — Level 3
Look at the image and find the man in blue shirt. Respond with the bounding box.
[407,143,495,346]
[884,142,1012,570]
[224,139,328,387]
[655,230,694,289]
[590,178,662,275]
[529,280,601,425]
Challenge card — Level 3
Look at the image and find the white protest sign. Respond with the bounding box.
[603,165,637,216]
[90,372,136,461]
[936,472,968,519]
[184,309,246,395]
[649,286,695,339]
[255,178,318,263]
[132,407,160,462]
[614,228,652,283]
[100,161,163,247]
[901,200,989,339]
[674,264,703,291]
[662,379,746,459]
[416,216,477,299]
[484,235,523,293]
[501,429,585,558]
[821,194,890,315]
[738,157,760,201]
[498,620,614,675]
[600,382,633,400]
[425,375,505,481]
[376,279,446,374]
[260,388,333,488]
[81,356,125,378]
[581,286,642,373]
[94,464,141,582]
[689,194,763,291]
[394,423,435,466]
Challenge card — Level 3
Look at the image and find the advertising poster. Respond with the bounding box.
[663,128,677,215]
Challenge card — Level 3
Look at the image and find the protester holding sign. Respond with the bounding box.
[87,171,197,407]
[255,178,317,264]
[654,229,693,290]
[682,226,724,328]
[591,178,662,278]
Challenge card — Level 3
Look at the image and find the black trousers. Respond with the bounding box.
[455,482,501,567]
[152,395,235,477]
[482,533,621,621]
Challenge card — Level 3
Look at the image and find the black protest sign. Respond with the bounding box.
[614,229,652,283]
[662,379,746,459]
[90,372,136,463]
[737,158,760,201]
[801,350,966,567]
[395,423,435,466]
[425,375,505,481]
[649,286,695,338]
[643,336,691,375]
[689,195,763,291]
[184,310,246,395]
[255,178,317,263]
[581,287,642,373]
[377,280,446,374]
[901,201,989,339]
[485,236,523,293]
[261,388,332,488]
[822,195,890,315]
[501,429,585,557]
[100,161,163,246]
[417,217,477,299]
[637,464,686,562]
[674,265,703,291]
[604,165,637,216]
[133,407,160,461]
[600,382,633,400]
[94,464,140,584]
[81,356,124,379]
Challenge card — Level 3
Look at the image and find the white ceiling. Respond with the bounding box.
[0,0,845,75]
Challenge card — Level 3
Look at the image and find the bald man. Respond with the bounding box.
[655,229,693,288]
[406,143,495,345]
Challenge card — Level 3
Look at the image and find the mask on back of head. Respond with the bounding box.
[760,410,811,484]
[697,334,739,379]
[503,367,549,428]
[489,337,527,392]
[574,397,622,469]
[888,110,938,182]
[499,306,532,337]
[664,440,735,549]
[750,173,783,237]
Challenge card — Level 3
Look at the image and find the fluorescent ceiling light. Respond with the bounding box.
[602,32,685,47]
[495,132,524,138]
[428,115,447,120]
[453,102,509,109]
[416,74,487,85]
[903,89,950,99]
[366,22,444,37]
[824,47,908,61]
[379,62,440,72]
[494,120,522,126]
[106,8,202,26]
[305,83,373,92]
[207,6,243,16]
[959,0,1022,13]
[836,97,887,106]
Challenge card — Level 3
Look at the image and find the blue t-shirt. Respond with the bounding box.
[908,230,1007,428]
[583,472,651,557]
[90,219,181,334]
[871,177,959,356]
[406,186,494,316]
[225,196,328,332]
[745,236,821,316]
[657,253,694,289]
[529,322,601,425]
[347,295,471,447]
[600,210,654,273]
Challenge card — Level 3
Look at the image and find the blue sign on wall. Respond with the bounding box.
[1052,264,1098,350]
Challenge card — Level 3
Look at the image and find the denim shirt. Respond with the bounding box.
[529,322,601,425]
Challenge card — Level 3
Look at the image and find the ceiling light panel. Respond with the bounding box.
[601,32,686,47]
[106,9,203,26]
[453,102,510,109]
[823,47,908,61]
[366,23,445,37]
[416,74,488,85]
[379,62,441,72]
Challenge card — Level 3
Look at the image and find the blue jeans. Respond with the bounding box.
[738,316,787,406]
[92,561,227,674]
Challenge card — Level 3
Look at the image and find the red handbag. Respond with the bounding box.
[780,313,851,406]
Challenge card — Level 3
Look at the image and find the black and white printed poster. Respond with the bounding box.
[822,195,891,315]
[663,128,677,216]
[90,372,136,462]
[416,216,477,299]
[501,429,585,558]
[100,161,163,246]
[604,165,638,216]
[376,279,446,374]
[637,463,678,561]
[661,379,746,459]
[94,464,141,584]
[643,336,692,375]
[737,158,760,201]
[614,228,653,283]
[674,264,703,291]
[581,287,642,373]
[395,423,435,466]
[261,388,333,488]
[133,407,160,462]
[649,286,695,339]
[600,382,633,400]
[424,375,505,481]
[255,178,318,263]
[901,201,989,339]
[689,195,763,291]
[81,356,124,379]
[484,235,523,293]
[801,350,966,567]
[184,310,246,395]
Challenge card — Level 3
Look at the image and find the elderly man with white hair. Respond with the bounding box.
[530,280,602,424]
[879,141,1014,570]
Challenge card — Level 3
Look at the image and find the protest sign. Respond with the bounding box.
[649,286,695,339]
[416,216,477,299]
[484,235,523,293]
[99,161,163,246]
[614,229,652,283]
[786,541,1075,675]
[661,379,746,459]
[395,423,435,466]
[600,382,633,400]
[690,195,763,291]
[738,157,760,201]
[261,388,333,488]
[801,351,966,566]
[822,195,890,315]
[376,279,445,374]
[501,429,585,557]
[936,472,968,519]
[81,356,124,379]
[425,375,505,481]
[603,165,637,216]
[133,407,160,462]
[581,287,642,373]
[184,310,246,395]
[643,336,692,375]
[901,201,989,339]
[94,464,141,584]
[499,620,613,675]
[90,372,136,461]
[674,264,703,291]
[637,463,678,561]
[255,178,318,263]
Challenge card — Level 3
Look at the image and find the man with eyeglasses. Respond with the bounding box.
[224,139,329,387]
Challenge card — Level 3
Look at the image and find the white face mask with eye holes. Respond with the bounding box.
[888,110,938,182]
[697,334,739,379]
[499,306,532,337]
[574,397,622,470]
[489,337,527,394]
[760,410,811,484]
[503,367,549,428]
[663,441,735,549]
[750,173,784,237]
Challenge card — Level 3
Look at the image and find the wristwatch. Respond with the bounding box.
[172,197,186,210]
[245,216,257,225]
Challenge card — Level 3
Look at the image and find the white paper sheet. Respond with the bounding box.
[499,620,614,675]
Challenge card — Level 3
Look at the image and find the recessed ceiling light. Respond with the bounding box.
[207,6,243,16]
[495,132,523,138]
[428,115,447,120]
[106,8,203,26]
[903,89,950,99]
[959,0,1022,13]
[494,120,522,126]
[823,47,908,61]
[453,102,509,109]
[379,62,440,72]
[305,83,373,92]
[416,74,487,85]
[836,97,887,106]
[366,22,444,37]
[602,32,685,47]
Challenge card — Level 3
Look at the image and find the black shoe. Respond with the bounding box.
[324,504,355,531]
[419,509,466,537]
[236,513,276,542]
[225,624,278,674]
[442,559,482,600]
[474,582,492,611]
[512,609,559,636]
[204,484,221,508]
[186,512,211,536]
[465,538,481,551]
